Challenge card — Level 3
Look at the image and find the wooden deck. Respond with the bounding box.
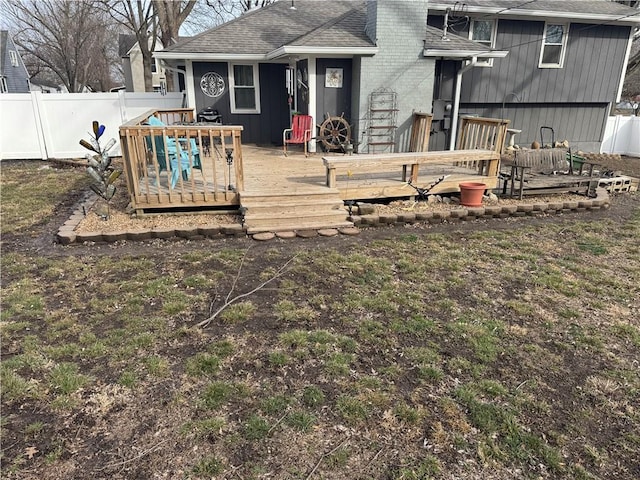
[120,110,508,232]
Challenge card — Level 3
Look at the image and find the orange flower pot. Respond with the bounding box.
[459,182,487,207]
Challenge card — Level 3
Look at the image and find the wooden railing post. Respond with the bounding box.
[409,112,433,152]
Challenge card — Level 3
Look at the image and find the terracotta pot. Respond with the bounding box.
[459,182,487,207]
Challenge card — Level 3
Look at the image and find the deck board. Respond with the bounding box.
[133,145,498,209]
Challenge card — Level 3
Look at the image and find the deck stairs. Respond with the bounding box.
[240,190,352,234]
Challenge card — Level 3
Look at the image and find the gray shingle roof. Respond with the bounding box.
[424,25,492,53]
[163,0,373,55]
[118,34,137,58]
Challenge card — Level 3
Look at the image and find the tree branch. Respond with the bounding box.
[196,253,298,328]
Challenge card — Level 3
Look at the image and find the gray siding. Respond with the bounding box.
[460,103,609,152]
[427,16,631,150]
[193,62,289,145]
[316,58,353,128]
[461,21,631,104]
[1,32,30,93]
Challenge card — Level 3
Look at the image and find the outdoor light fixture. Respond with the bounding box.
[225,148,234,191]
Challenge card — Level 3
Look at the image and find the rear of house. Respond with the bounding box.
[156,0,640,154]
[427,1,639,152]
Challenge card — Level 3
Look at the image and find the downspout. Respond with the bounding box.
[448,59,476,150]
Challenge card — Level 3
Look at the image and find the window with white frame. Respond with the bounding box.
[539,23,569,68]
[230,63,260,114]
[9,50,19,67]
[469,19,496,66]
[1,76,8,93]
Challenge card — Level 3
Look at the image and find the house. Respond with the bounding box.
[427,1,640,152]
[119,34,168,93]
[29,75,67,93]
[0,30,30,94]
[155,0,640,153]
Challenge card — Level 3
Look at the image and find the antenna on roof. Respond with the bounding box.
[290,0,296,9]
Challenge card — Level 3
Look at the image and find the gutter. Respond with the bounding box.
[266,45,379,60]
[428,4,640,25]
[156,46,380,62]
[424,49,508,59]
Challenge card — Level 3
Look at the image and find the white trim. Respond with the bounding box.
[9,50,19,67]
[266,46,378,60]
[538,23,569,68]
[307,56,317,153]
[617,28,635,102]
[185,60,196,110]
[469,18,498,67]
[424,49,508,59]
[428,4,640,25]
[156,52,266,61]
[229,63,260,114]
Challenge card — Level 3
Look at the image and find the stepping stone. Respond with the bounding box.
[318,229,339,237]
[339,227,360,236]
[275,231,297,239]
[253,232,275,241]
[296,229,318,238]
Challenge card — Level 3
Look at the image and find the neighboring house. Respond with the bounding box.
[30,75,67,93]
[119,34,167,93]
[155,0,640,153]
[0,30,30,94]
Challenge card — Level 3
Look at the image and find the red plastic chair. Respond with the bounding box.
[283,114,313,156]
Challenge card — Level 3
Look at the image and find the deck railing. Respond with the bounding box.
[457,115,509,153]
[454,116,509,177]
[119,108,244,213]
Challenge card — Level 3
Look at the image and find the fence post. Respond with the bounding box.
[31,91,49,160]
[118,90,127,124]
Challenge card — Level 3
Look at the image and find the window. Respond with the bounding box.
[230,63,260,114]
[539,23,569,68]
[470,19,496,67]
[1,76,8,93]
[9,50,19,67]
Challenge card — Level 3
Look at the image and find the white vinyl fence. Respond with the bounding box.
[0,91,184,160]
[601,115,640,157]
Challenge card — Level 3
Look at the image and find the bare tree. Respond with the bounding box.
[1,0,118,92]
[152,0,197,91]
[104,0,157,92]
[202,0,275,22]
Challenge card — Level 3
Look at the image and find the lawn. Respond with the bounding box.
[1,161,639,479]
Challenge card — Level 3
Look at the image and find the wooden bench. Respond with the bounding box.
[501,148,600,198]
[322,149,500,188]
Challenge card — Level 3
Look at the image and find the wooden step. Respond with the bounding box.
[240,189,341,204]
[240,189,352,234]
[242,199,344,216]
[245,210,349,229]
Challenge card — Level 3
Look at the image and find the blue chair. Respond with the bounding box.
[146,116,201,188]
